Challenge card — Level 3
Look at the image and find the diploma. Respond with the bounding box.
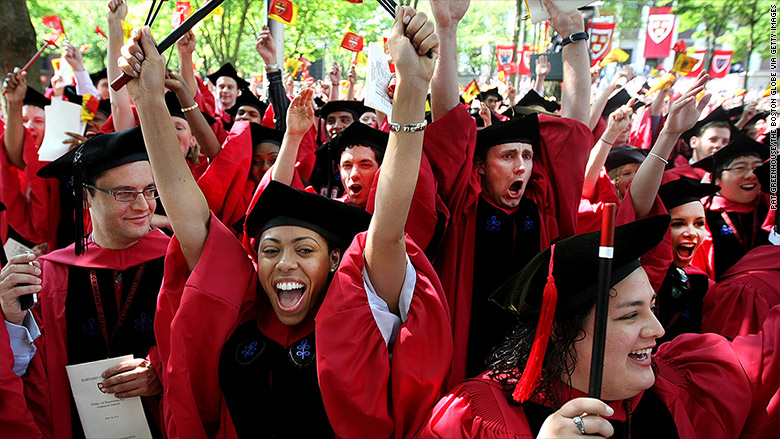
[66,355,152,439]
[365,42,393,118]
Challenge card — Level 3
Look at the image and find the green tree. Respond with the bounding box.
[0,0,39,93]
[665,0,738,71]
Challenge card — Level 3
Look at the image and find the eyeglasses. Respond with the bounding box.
[85,184,159,202]
[722,164,761,176]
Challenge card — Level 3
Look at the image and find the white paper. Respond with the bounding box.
[3,237,32,259]
[365,42,393,118]
[38,99,85,162]
[66,356,152,439]
[526,0,596,23]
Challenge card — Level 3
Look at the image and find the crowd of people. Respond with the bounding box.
[0,0,777,438]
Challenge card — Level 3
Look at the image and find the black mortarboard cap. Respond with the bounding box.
[605,146,648,172]
[314,96,327,110]
[327,120,388,161]
[490,214,670,318]
[680,106,734,145]
[89,68,107,85]
[726,105,743,121]
[658,177,720,210]
[763,130,776,146]
[250,122,284,146]
[501,104,560,119]
[475,113,540,156]
[227,89,268,118]
[316,100,366,119]
[691,134,769,173]
[97,98,111,116]
[476,87,502,102]
[23,86,50,109]
[165,91,186,119]
[753,159,774,194]
[37,127,149,255]
[245,180,371,252]
[63,85,81,104]
[207,63,250,89]
[744,111,769,127]
[516,90,560,113]
[602,89,629,118]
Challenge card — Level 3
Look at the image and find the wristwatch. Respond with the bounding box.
[265,62,279,70]
[561,32,589,47]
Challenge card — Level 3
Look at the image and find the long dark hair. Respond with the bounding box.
[487,298,596,408]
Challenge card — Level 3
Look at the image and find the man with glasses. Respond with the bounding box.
[691,134,771,280]
[0,127,169,437]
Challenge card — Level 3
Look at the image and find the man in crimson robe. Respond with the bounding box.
[1,71,62,254]
[0,127,170,438]
[207,63,250,132]
[425,0,593,386]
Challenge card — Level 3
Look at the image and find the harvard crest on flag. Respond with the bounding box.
[340,32,364,52]
[709,50,733,79]
[269,0,298,26]
[589,21,616,66]
[496,44,515,71]
[644,7,676,58]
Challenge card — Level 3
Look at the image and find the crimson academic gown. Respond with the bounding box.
[702,245,780,339]
[693,195,769,281]
[2,230,169,438]
[415,306,780,439]
[155,213,451,439]
[662,159,709,184]
[0,128,60,251]
[423,105,591,387]
[0,315,42,439]
[577,167,620,234]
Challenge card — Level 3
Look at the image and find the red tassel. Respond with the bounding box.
[513,244,558,402]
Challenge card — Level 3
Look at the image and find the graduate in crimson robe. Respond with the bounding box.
[0,79,61,253]
[689,135,771,280]
[415,215,779,439]
[424,0,592,386]
[1,127,170,438]
[121,13,450,438]
[206,63,249,133]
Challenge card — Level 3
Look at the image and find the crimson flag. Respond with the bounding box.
[709,50,733,78]
[589,21,616,66]
[340,32,364,52]
[42,15,65,34]
[496,44,515,70]
[517,44,535,76]
[172,1,192,27]
[644,7,676,58]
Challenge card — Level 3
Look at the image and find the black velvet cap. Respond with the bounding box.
[744,111,769,127]
[691,134,769,173]
[726,105,743,121]
[37,127,148,180]
[516,90,560,112]
[680,106,734,145]
[605,145,648,172]
[501,104,559,119]
[97,98,111,116]
[475,113,540,156]
[245,180,371,251]
[23,86,50,109]
[490,215,671,317]
[165,91,186,119]
[658,177,720,210]
[316,100,367,120]
[476,87,502,102]
[754,159,774,194]
[601,89,646,119]
[329,120,388,158]
[250,122,284,146]
[207,63,250,89]
[89,68,107,85]
[227,89,268,118]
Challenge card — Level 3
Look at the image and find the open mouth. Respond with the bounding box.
[740,184,757,191]
[508,181,523,197]
[676,243,696,259]
[349,184,363,196]
[276,281,305,312]
[628,347,652,362]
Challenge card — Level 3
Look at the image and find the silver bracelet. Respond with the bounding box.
[648,151,668,165]
[181,102,199,113]
[388,120,428,132]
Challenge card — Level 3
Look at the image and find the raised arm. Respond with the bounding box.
[430,0,469,120]
[532,54,551,95]
[589,67,635,131]
[106,0,135,131]
[582,105,633,199]
[272,88,315,185]
[256,26,290,131]
[328,63,341,101]
[175,30,198,99]
[165,70,221,160]
[2,69,28,169]
[346,66,357,101]
[119,27,209,270]
[364,6,438,314]
[546,0,589,125]
[631,72,711,218]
